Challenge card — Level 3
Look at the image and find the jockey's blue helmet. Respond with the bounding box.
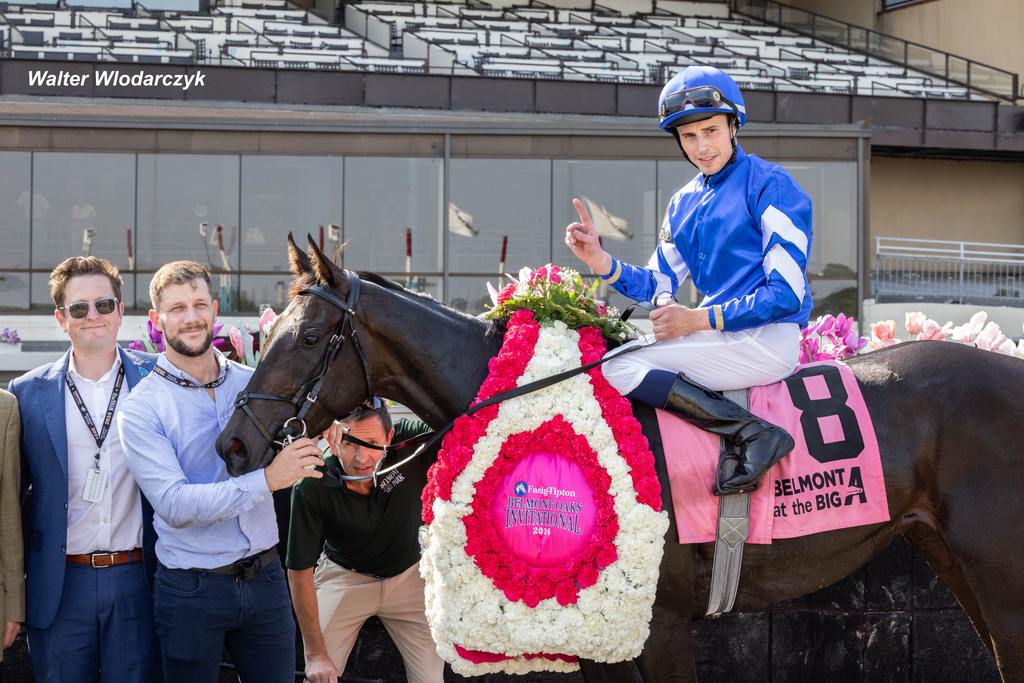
[658,65,747,132]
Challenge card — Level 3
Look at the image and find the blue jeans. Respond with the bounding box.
[28,561,159,683]
[153,558,295,683]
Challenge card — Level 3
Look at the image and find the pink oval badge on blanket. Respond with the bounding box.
[491,452,597,567]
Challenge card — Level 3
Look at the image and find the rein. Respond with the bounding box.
[236,271,654,485]
[327,337,652,486]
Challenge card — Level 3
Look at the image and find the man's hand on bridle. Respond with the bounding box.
[264,437,324,491]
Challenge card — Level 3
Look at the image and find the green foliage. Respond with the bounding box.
[484,265,639,343]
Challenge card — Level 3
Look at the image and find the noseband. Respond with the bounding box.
[233,271,374,453]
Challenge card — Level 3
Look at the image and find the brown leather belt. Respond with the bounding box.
[67,548,144,568]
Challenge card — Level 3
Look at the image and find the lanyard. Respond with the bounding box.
[65,364,126,470]
[153,364,228,390]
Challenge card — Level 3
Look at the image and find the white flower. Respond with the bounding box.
[422,322,666,675]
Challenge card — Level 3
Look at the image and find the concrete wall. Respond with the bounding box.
[864,299,1024,338]
[868,156,1024,268]
[782,0,875,28]
[877,0,1024,90]
[783,0,1024,87]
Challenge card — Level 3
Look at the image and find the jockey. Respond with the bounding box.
[565,65,813,495]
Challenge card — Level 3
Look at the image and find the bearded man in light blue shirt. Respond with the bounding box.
[118,260,324,683]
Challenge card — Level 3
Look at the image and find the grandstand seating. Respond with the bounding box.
[0,0,982,99]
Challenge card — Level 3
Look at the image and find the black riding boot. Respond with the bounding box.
[663,374,795,495]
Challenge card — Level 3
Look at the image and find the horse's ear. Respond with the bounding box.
[288,233,313,277]
[306,233,340,288]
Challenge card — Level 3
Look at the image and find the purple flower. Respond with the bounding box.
[128,340,144,351]
[147,319,163,345]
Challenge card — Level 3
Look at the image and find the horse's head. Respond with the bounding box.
[215,234,377,476]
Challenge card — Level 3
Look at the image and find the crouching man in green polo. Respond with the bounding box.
[286,398,444,683]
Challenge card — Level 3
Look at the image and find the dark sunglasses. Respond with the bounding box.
[659,85,736,122]
[60,297,120,319]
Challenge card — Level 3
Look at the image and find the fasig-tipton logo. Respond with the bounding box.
[514,481,529,497]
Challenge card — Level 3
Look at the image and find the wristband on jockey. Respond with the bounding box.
[599,257,621,285]
[709,304,725,331]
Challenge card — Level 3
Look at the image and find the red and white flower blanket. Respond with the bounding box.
[419,310,669,675]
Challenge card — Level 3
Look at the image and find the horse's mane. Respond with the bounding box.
[288,269,506,338]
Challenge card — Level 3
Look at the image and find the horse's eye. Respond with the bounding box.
[303,331,320,346]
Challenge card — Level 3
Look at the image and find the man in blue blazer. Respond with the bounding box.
[9,256,159,682]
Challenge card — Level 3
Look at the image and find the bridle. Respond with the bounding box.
[233,271,374,453]
[230,269,656,485]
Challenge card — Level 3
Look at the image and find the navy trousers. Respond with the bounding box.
[153,558,295,683]
[27,561,159,682]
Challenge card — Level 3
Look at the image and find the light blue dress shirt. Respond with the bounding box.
[118,352,276,569]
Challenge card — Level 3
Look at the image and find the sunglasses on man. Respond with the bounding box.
[331,396,389,451]
[659,85,738,122]
[59,297,120,319]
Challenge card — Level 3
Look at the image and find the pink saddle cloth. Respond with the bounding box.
[657,361,890,544]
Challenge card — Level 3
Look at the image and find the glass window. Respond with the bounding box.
[810,279,858,319]
[137,154,241,310]
[448,159,551,276]
[654,160,703,307]
[780,161,858,278]
[0,272,29,311]
[343,157,443,277]
[0,152,31,269]
[240,156,344,273]
[238,274,297,314]
[656,160,696,217]
[137,154,240,270]
[552,160,658,315]
[447,275,499,316]
[31,153,135,271]
[552,160,658,271]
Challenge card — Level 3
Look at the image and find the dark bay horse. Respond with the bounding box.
[216,237,1024,682]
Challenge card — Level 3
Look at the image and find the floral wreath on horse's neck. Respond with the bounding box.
[485,265,638,342]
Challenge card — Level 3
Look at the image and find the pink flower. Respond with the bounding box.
[871,320,895,341]
[951,311,987,344]
[497,284,515,305]
[799,337,819,365]
[974,321,1008,352]
[918,319,952,341]
[842,330,868,351]
[259,307,277,335]
[815,314,836,338]
[868,319,900,351]
[228,326,246,361]
[905,311,926,337]
[595,300,608,316]
[832,313,854,340]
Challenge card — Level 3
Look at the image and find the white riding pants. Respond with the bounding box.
[601,322,801,394]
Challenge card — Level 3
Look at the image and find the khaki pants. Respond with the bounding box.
[311,555,444,683]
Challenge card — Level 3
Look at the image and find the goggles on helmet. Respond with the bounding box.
[659,85,737,123]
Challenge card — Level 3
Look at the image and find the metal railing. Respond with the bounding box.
[872,237,1024,307]
[730,0,1020,101]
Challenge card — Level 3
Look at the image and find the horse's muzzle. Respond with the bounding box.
[217,433,259,477]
